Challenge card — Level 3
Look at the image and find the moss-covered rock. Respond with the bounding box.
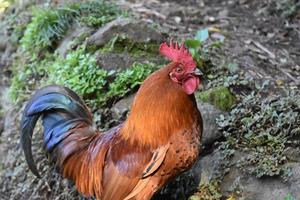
[86,18,167,48]
[100,34,160,58]
[197,86,236,111]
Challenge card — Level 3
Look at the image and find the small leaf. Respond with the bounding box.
[185,39,201,49]
[227,63,239,73]
[195,28,209,42]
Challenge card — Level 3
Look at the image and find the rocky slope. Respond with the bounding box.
[0,0,299,199]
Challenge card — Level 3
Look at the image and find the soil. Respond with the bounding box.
[120,0,300,87]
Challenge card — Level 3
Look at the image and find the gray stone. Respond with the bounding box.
[283,147,300,162]
[197,101,224,148]
[56,25,93,56]
[95,52,164,71]
[111,93,135,119]
[0,35,9,51]
[219,152,300,200]
[86,18,167,47]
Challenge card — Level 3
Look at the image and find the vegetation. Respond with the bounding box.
[76,0,126,27]
[189,181,222,200]
[273,0,300,18]
[217,91,300,179]
[107,62,159,100]
[47,47,158,106]
[8,0,141,107]
[8,54,51,102]
[20,0,123,53]
[20,7,77,53]
[100,34,159,57]
[197,86,236,111]
[47,48,108,105]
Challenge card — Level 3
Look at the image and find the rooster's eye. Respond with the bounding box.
[175,67,183,73]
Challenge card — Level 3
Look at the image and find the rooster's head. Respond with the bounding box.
[160,40,202,95]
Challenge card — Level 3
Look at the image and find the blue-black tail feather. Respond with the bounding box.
[20,85,93,177]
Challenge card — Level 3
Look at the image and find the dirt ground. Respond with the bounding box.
[120,0,300,87]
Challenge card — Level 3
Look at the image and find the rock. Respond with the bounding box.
[283,147,300,162]
[86,18,167,47]
[0,35,9,51]
[197,102,224,148]
[95,52,164,71]
[221,166,300,199]
[87,18,167,71]
[56,25,93,56]
[111,93,135,120]
[0,118,3,135]
[219,151,300,200]
[172,146,300,200]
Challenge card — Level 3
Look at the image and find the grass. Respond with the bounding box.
[20,7,77,53]
[20,0,124,54]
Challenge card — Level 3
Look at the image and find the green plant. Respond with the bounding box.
[284,194,296,200]
[189,180,222,200]
[107,62,158,100]
[47,46,158,107]
[8,54,51,102]
[20,0,123,54]
[276,0,300,18]
[47,48,108,106]
[217,91,300,179]
[20,7,77,53]
[76,0,125,27]
[185,28,224,70]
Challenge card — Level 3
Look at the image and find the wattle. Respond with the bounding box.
[182,76,200,95]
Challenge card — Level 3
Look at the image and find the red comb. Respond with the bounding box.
[159,40,196,70]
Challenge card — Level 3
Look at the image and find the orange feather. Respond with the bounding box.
[120,62,199,148]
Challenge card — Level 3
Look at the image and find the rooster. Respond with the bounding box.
[21,40,203,200]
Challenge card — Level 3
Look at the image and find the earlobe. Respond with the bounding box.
[169,72,179,83]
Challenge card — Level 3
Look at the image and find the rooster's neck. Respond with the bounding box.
[120,66,199,148]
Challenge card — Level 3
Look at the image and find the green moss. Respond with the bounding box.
[100,34,160,57]
[197,86,236,110]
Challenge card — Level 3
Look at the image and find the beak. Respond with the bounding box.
[194,68,203,76]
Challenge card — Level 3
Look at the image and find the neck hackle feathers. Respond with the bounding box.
[159,40,196,70]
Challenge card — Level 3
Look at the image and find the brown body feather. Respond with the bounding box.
[23,62,202,199]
